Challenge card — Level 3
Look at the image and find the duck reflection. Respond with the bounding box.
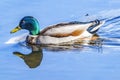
[13,44,43,68]
[12,34,102,68]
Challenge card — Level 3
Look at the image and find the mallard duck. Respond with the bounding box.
[10,16,104,45]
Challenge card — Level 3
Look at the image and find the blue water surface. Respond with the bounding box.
[0,0,120,80]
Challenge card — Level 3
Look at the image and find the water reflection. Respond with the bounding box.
[13,44,43,68]
[12,34,103,68]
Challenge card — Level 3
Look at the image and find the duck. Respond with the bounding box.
[10,16,104,45]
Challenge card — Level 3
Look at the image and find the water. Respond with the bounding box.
[1,0,120,80]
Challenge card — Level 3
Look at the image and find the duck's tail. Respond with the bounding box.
[87,20,105,34]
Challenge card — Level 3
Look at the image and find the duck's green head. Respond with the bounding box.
[10,16,40,35]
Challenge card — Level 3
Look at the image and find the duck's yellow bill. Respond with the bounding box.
[10,26,21,33]
[13,52,23,58]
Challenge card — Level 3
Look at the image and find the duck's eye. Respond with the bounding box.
[20,20,26,25]
[19,20,26,28]
[22,20,26,24]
